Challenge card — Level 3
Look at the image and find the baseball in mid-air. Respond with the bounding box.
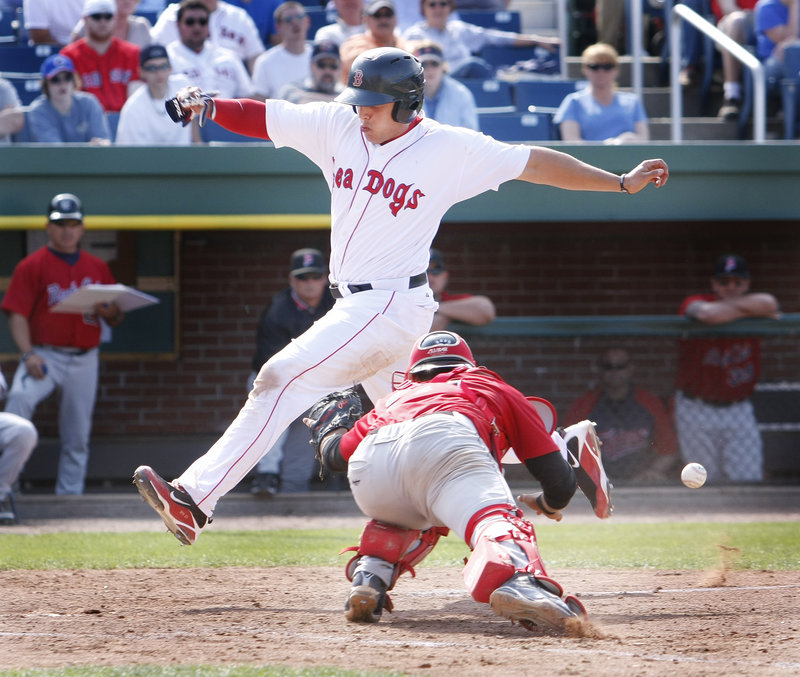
[681,462,707,489]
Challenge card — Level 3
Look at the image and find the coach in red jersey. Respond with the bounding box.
[61,0,141,112]
[2,193,125,495]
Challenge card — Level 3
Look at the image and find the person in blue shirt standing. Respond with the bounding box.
[554,43,649,144]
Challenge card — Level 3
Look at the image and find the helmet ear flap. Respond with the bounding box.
[392,95,422,123]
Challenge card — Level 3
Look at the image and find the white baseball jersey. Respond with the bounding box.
[252,44,312,99]
[22,0,84,45]
[314,20,365,46]
[167,41,253,99]
[115,75,193,146]
[264,100,530,284]
[151,1,265,62]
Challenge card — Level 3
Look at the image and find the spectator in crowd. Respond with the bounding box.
[564,348,679,483]
[248,248,336,496]
[554,42,649,144]
[315,0,366,45]
[674,254,780,483]
[23,0,85,45]
[0,77,23,144]
[755,0,800,96]
[404,0,559,79]
[455,0,510,8]
[166,0,254,99]
[2,193,125,495]
[71,0,153,48]
[715,0,759,119]
[60,0,141,112]
[252,1,311,100]
[26,54,111,143]
[280,40,344,104]
[226,0,282,45]
[340,0,409,82]
[115,43,194,144]
[427,248,495,331]
[410,40,478,129]
[151,0,266,73]
[0,371,38,526]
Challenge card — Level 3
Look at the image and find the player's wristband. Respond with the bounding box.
[619,173,631,194]
[21,350,35,362]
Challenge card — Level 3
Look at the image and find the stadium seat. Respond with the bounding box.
[780,44,800,140]
[513,79,586,112]
[458,78,514,112]
[200,119,267,143]
[457,10,521,33]
[477,45,539,70]
[0,5,19,44]
[478,111,554,141]
[3,73,41,105]
[305,7,330,38]
[105,111,120,142]
[0,44,57,73]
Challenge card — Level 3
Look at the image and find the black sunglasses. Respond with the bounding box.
[182,16,209,26]
[294,272,325,281]
[586,63,616,71]
[314,60,339,70]
[50,72,73,83]
[89,13,114,21]
[372,10,395,18]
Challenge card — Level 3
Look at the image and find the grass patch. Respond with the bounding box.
[0,522,797,571]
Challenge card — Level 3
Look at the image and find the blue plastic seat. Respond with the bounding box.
[305,8,330,38]
[3,73,41,104]
[200,119,267,143]
[514,79,585,112]
[458,78,514,110]
[105,111,120,142]
[457,10,521,33]
[478,111,553,141]
[779,44,800,139]
[0,44,57,73]
[477,45,539,70]
[0,5,18,44]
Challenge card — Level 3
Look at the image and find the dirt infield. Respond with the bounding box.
[1,486,799,676]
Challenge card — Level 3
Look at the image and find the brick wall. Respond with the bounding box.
[4,219,799,438]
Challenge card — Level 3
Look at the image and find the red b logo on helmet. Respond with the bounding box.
[352,69,363,87]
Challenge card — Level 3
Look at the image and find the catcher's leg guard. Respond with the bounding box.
[562,420,613,519]
[342,520,450,622]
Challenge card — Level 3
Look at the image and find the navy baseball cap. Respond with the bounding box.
[140,44,169,66]
[714,254,749,278]
[41,54,75,80]
[428,248,445,274]
[290,248,327,276]
[312,40,340,62]
[414,43,444,62]
[48,193,84,222]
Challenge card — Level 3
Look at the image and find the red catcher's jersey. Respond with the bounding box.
[339,366,558,464]
[1,246,116,349]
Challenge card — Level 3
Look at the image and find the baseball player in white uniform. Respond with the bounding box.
[134,47,667,546]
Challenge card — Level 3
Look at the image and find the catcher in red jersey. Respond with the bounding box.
[307,330,611,632]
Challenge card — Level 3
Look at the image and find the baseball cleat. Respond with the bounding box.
[0,492,18,525]
[562,420,613,519]
[344,571,390,623]
[489,573,582,632]
[132,465,209,546]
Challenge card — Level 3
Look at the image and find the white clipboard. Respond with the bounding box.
[50,284,160,314]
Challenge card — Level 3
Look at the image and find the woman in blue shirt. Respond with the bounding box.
[554,43,649,144]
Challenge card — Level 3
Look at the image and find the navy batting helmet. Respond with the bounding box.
[335,47,424,123]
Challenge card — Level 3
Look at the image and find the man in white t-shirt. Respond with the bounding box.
[23,0,85,45]
[314,0,366,46]
[252,1,311,100]
[166,1,253,99]
[116,43,194,145]
[151,0,265,73]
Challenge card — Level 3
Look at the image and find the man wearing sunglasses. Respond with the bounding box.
[166,0,254,100]
[2,193,125,496]
[116,43,195,145]
[252,1,312,100]
[151,0,266,74]
[247,248,336,496]
[60,0,141,112]
[565,348,679,483]
[340,0,409,83]
[554,42,650,144]
[674,255,780,484]
[281,41,344,104]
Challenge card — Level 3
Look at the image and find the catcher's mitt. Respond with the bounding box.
[305,388,363,458]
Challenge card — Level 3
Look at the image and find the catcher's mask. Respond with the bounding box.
[335,47,424,123]
[406,331,475,381]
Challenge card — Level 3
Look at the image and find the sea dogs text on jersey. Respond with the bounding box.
[334,167,425,217]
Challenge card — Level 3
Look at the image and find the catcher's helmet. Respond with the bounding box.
[335,47,424,123]
[406,331,475,381]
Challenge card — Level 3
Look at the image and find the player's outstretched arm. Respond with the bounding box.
[167,87,269,139]
[517,147,668,194]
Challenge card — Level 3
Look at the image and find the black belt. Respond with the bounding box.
[330,272,428,299]
[40,345,91,356]
[682,392,744,408]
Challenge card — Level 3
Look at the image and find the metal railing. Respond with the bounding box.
[670,3,766,142]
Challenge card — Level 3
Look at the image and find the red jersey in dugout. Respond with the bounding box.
[676,293,761,403]
[339,366,559,464]
[60,38,140,112]
[1,247,116,350]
